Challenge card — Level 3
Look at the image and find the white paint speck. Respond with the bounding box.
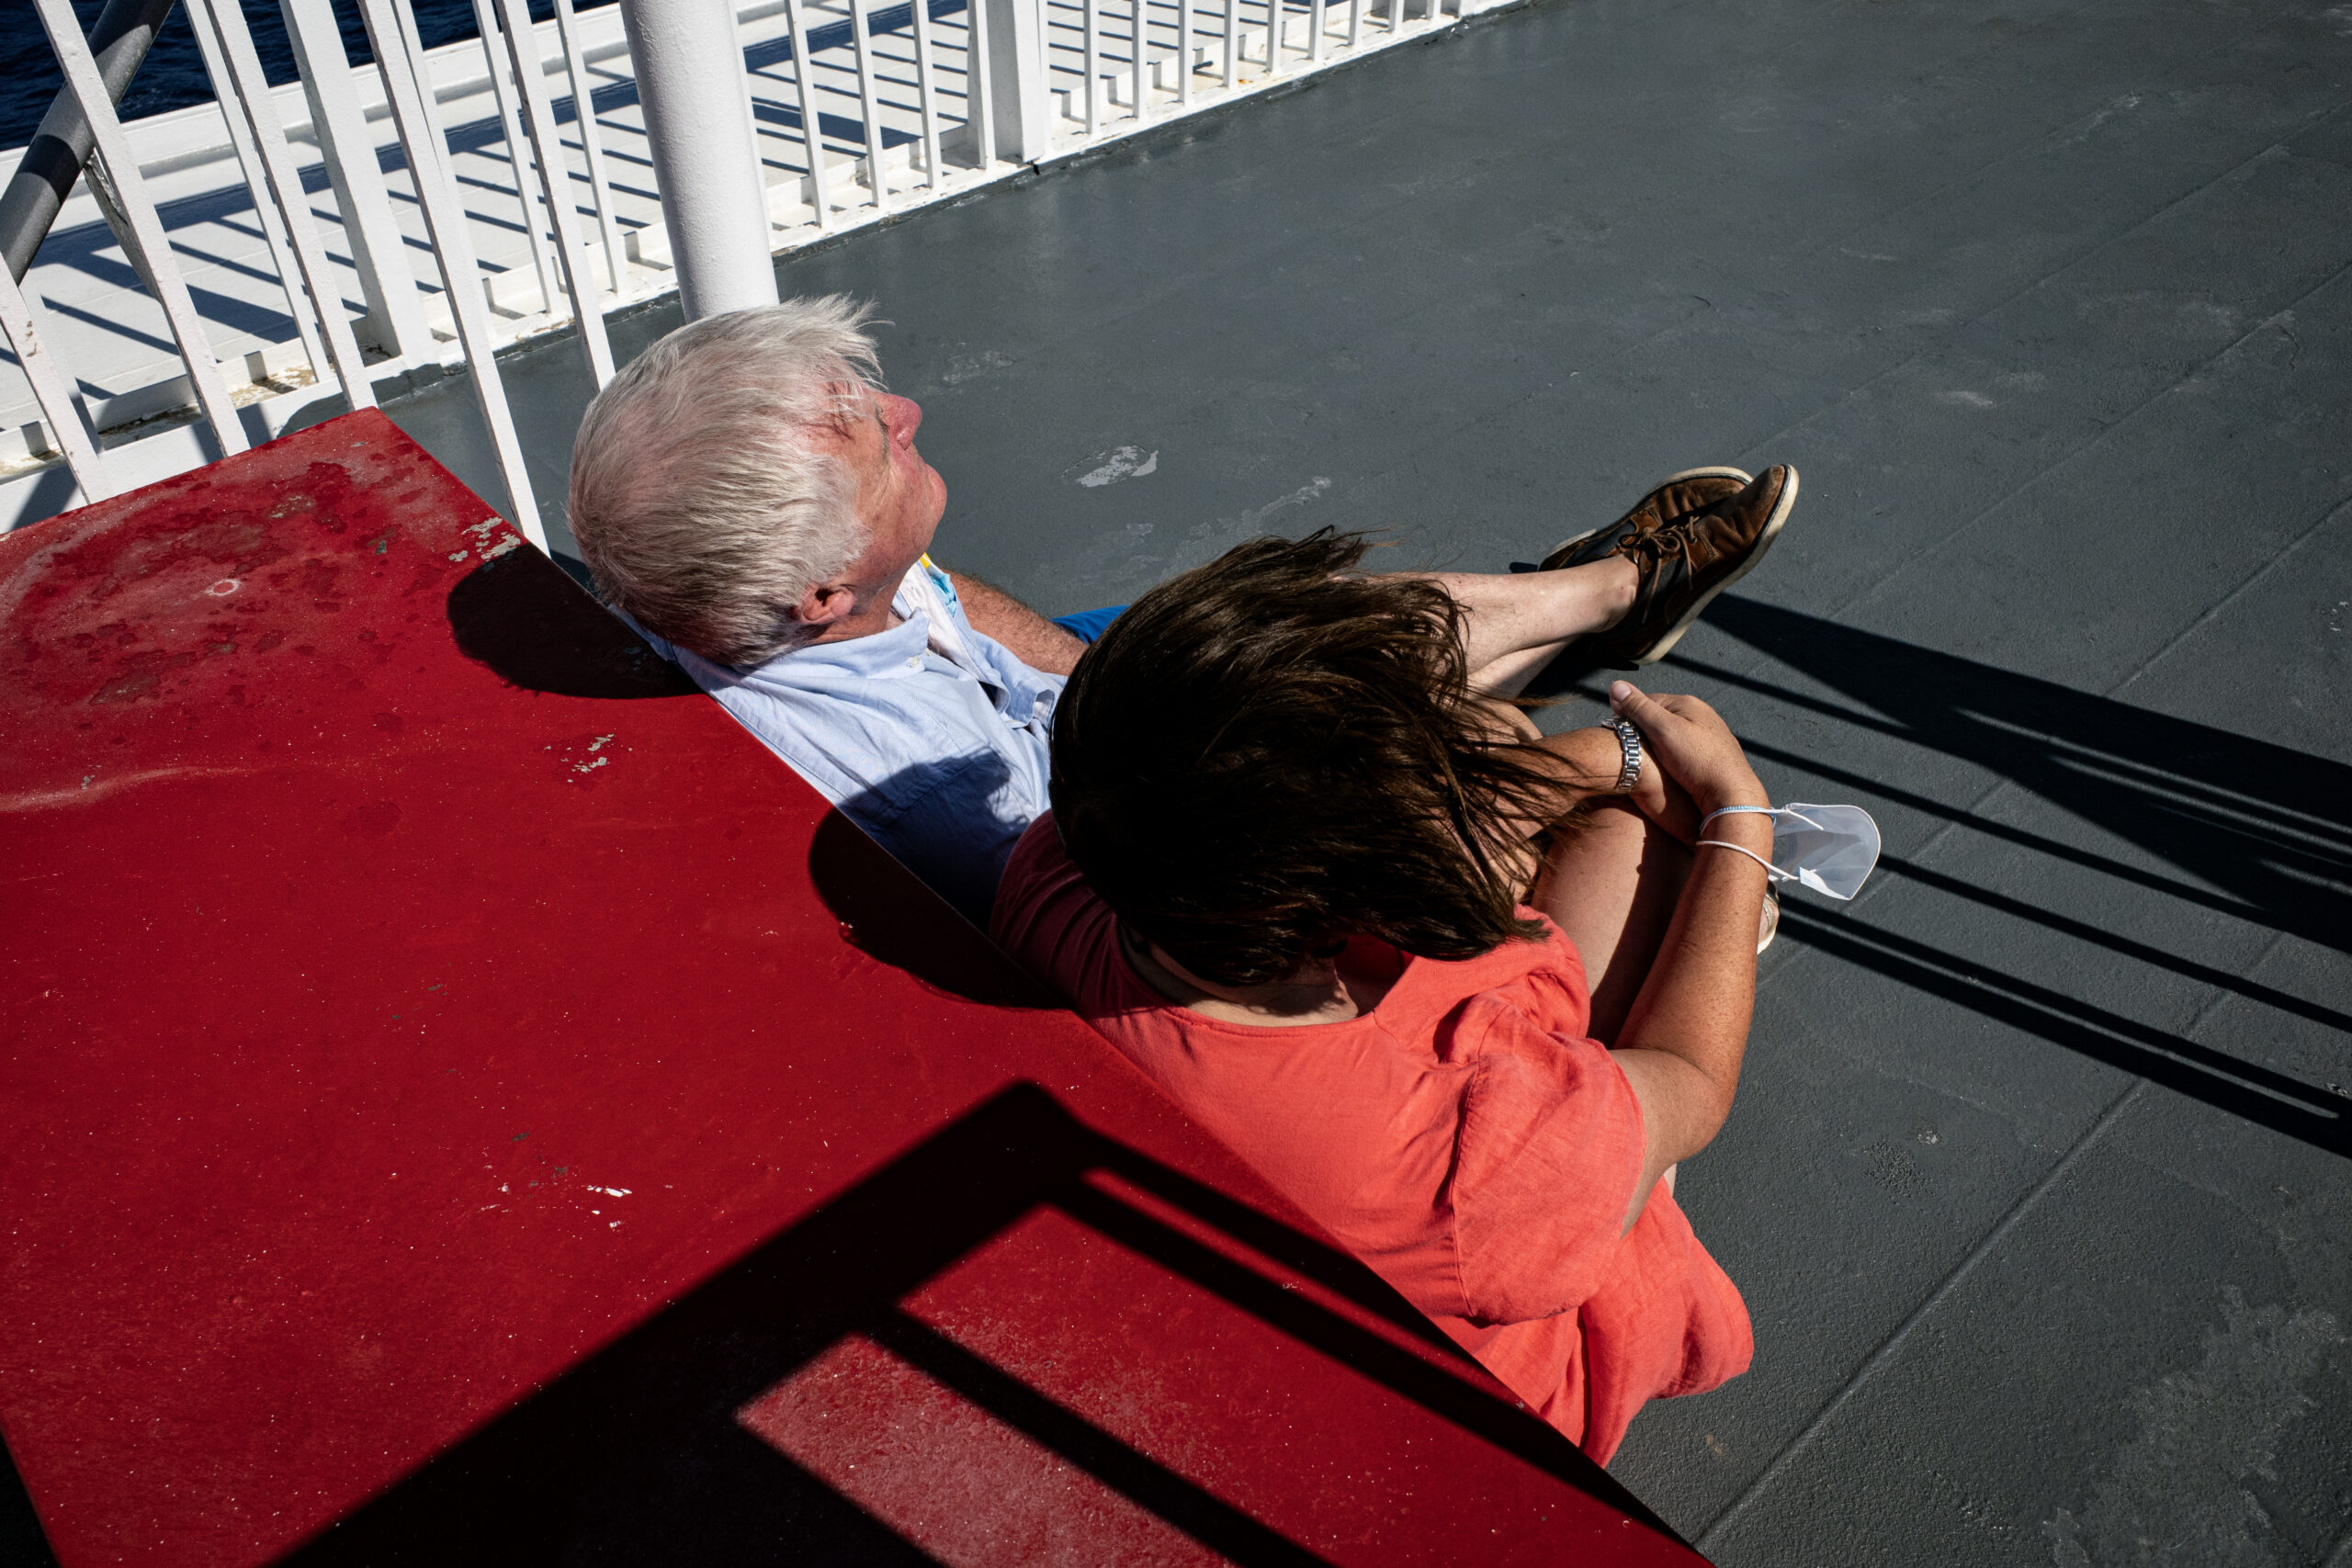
[1239,477,1334,526]
[1936,389,1996,409]
[940,349,1013,386]
[447,551,469,563]
[207,579,240,596]
[2043,1290,2340,1564]
[1078,446,1160,487]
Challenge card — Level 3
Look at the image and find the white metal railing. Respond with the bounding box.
[2,0,1502,541]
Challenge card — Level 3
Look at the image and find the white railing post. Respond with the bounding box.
[967,0,997,165]
[784,0,833,228]
[1131,0,1146,121]
[616,0,780,321]
[30,0,249,457]
[187,0,379,412]
[354,0,547,546]
[551,0,628,293]
[910,0,944,187]
[978,0,1051,163]
[182,0,331,380]
[469,0,564,316]
[277,0,435,361]
[491,0,616,385]
[0,264,109,503]
[846,0,890,209]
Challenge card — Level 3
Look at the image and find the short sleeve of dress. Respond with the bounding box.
[989,812,1111,970]
[1449,990,1648,1327]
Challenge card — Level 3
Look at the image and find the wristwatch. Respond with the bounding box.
[1607,716,1643,793]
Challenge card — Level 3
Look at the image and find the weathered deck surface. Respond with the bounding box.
[126,0,2352,1559]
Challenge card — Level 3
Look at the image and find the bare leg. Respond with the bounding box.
[1530,796,1692,1043]
[1405,563,1639,698]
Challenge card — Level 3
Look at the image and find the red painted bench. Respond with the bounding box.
[0,411,1706,1566]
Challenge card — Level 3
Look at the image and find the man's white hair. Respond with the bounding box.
[568,295,884,666]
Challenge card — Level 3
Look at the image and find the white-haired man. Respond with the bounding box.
[568,296,1795,923]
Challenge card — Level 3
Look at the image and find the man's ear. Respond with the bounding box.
[795,579,859,628]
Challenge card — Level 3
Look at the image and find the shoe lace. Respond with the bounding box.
[1624,521,1700,564]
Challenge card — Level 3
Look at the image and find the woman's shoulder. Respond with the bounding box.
[1382,913,1593,1051]
[989,814,1127,999]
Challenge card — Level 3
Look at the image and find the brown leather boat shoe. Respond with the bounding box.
[1584,464,1798,668]
[1538,466,1752,573]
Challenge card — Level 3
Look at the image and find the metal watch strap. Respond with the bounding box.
[1608,716,1643,793]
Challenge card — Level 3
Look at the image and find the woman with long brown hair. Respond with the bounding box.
[991,523,1785,1463]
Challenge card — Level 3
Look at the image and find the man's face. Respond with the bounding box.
[838,389,946,589]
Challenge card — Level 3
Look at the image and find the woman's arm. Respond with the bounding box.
[1593,682,1773,1232]
[1476,711,1699,842]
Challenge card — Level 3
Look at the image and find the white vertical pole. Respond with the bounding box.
[187,0,378,411]
[616,0,779,321]
[910,0,944,186]
[490,0,615,387]
[1178,0,1192,107]
[277,0,434,360]
[784,0,832,229]
[967,0,995,164]
[355,0,547,545]
[0,264,109,503]
[30,0,248,456]
[845,0,889,209]
[1083,0,1099,132]
[1222,0,1236,86]
[468,0,563,316]
[181,0,330,380]
[552,0,628,295]
[979,0,1048,161]
[1308,0,1323,60]
[1345,0,1359,48]
[1130,0,1145,119]
[1266,0,1283,74]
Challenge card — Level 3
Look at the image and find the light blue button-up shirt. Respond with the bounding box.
[629,558,1064,925]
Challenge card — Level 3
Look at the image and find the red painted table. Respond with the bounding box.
[0,412,1706,1566]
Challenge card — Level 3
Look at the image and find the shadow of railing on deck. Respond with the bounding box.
[1565,595,2352,1158]
[274,1082,1677,1564]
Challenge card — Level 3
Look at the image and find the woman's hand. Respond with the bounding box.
[1608,682,1768,816]
[1628,742,1704,846]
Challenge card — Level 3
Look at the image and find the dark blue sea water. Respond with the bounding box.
[3,0,616,152]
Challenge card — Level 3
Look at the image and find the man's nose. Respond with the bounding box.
[884,394,923,445]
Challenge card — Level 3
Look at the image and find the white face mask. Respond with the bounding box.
[1700,803,1882,900]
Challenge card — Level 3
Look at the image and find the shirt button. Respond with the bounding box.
[906,657,921,670]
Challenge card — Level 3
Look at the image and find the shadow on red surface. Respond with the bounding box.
[267,1082,1678,1564]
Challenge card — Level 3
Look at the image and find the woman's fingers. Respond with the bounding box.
[1609,680,1764,807]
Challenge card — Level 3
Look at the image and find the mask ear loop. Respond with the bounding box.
[1696,805,1799,884]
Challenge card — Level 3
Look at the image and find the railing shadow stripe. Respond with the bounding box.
[1779,906,2349,1157]
[866,1309,1339,1568]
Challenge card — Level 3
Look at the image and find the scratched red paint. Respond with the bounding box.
[0,412,1707,1566]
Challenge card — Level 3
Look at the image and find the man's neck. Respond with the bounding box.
[808,595,904,645]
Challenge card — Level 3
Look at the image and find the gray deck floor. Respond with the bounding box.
[367,0,2352,1558]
